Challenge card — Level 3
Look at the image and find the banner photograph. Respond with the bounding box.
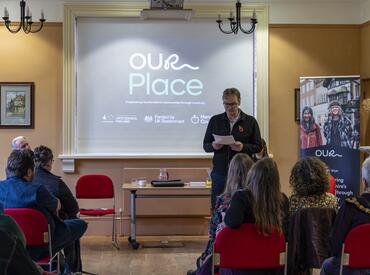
[299,76,361,203]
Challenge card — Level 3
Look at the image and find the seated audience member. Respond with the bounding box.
[33,145,82,273]
[187,153,254,275]
[289,156,337,213]
[252,138,269,162]
[0,202,43,275]
[0,149,87,273]
[225,158,289,233]
[33,146,79,220]
[320,157,370,275]
[11,136,31,150]
[222,158,289,274]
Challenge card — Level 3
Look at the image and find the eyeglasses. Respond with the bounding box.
[223,102,239,107]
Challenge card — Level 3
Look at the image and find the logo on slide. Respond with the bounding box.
[191,115,200,124]
[129,53,199,71]
[128,53,203,96]
[144,115,153,123]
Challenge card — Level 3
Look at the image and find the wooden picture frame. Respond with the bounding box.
[0,82,34,129]
[295,88,300,121]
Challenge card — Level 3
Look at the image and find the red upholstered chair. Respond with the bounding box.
[76,174,119,249]
[339,224,370,275]
[4,208,60,273]
[213,223,287,275]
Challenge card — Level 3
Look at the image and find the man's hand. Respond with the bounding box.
[212,142,224,150]
[230,141,243,152]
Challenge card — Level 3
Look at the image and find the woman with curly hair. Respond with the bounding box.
[289,156,337,213]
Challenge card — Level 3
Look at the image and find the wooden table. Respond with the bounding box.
[122,183,211,249]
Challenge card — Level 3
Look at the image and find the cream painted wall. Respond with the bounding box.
[0,21,367,234]
[269,25,361,194]
[361,22,370,78]
[0,24,63,179]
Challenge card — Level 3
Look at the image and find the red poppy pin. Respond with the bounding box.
[239,126,244,133]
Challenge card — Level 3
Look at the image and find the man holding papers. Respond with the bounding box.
[203,88,262,210]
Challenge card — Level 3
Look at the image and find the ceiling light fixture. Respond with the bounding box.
[216,0,257,35]
[2,0,46,34]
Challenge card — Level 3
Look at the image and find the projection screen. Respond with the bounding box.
[76,17,255,156]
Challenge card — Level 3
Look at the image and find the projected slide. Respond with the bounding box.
[76,18,254,155]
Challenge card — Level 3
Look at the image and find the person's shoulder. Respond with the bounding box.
[211,113,226,120]
[232,189,252,201]
[240,111,258,124]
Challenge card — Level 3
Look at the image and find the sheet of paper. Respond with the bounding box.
[212,134,236,145]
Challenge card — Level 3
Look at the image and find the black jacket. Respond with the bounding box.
[33,166,79,219]
[330,193,370,256]
[203,111,262,176]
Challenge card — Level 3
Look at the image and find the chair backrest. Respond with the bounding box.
[342,223,370,268]
[76,174,114,199]
[4,208,49,246]
[214,223,286,269]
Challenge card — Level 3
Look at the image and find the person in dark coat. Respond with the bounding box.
[320,156,370,275]
[203,87,262,210]
[33,145,83,273]
[0,149,87,274]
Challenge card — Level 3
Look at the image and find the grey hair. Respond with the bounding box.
[11,136,26,149]
[362,157,370,185]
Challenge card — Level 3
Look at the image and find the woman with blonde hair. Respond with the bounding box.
[225,157,289,236]
[187,153,254,275]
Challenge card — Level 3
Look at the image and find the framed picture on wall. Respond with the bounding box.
[295,88,300,121]
[0,82,34,128]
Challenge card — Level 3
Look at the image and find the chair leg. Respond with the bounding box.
[112,213,120,250]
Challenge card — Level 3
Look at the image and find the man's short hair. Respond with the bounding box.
[6,149,34,178]
[11,136,26,149]
[362,156,370,185]
[222,88,241,103]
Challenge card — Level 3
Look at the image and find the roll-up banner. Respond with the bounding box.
[299,76,361,204]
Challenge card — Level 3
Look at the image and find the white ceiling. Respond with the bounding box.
[44,0,366,3]
[1,0,369,24]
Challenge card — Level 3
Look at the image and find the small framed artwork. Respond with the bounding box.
[295,88,300,122]
[0,82,34,128]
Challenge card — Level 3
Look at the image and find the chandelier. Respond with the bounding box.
[216,1,257,35]
[2,0,46,34]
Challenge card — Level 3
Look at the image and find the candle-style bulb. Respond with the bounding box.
[252,9,257,19]
[4,7,9,18]
[218,14,221,20]
[41,9,44,20]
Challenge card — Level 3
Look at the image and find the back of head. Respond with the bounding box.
[247,158,284,235]
[362,157,370,188]
[224,153,254,194]
[6,149,34,178]
[11,136,30,150]
[290,156,329,197]
[34,145,53,169]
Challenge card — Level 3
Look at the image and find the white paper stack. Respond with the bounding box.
[189,181,206,187]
